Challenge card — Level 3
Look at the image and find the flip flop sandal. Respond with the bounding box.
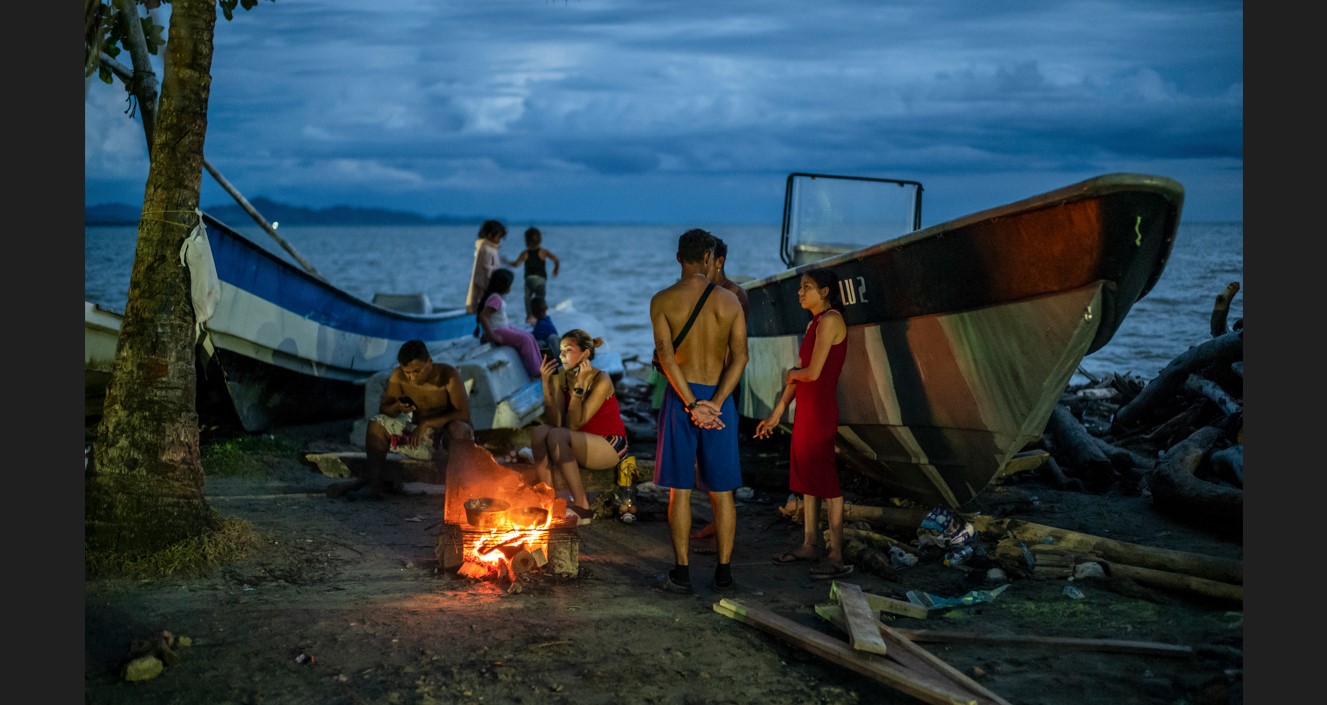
[772,550,816,565]
[809,563,855,580]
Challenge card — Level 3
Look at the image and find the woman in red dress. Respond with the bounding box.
[755,267,851,578]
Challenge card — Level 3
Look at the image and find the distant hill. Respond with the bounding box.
[85,198,489,226]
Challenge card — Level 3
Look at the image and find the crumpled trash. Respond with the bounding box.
[906,583,1011,610]
[916,505,975,549]
[889,545,919,569]
[1063,585,1086,600]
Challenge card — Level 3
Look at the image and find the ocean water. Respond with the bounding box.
[85,220,1243,382]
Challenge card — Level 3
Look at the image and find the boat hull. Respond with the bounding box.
[740,173,1183,507]
[86,214,623,433]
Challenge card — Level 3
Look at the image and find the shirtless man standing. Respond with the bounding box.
[650,229,749,593]
[690,236,752,552]
[327,340,474,499]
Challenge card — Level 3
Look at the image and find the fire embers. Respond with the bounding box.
[459,499,554,579]
[437,442,580,589]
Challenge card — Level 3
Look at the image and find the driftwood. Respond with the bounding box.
[1102,560,1243,604]
[842,537,901,581]
[841,527,920,556]
[1113,330,1242,430]
[1210,445,1244,487]
[1090,436,1155,476]
[779,495,930,530]
[993,449,1049,479]
[973,515,1241,585]
[1039,455,1085,492]
[1183,374,1242,418]
[1147,425,1243,529]
[1210,281,1241,336]
[1046,405,1112,478]
[998,542,1242,604]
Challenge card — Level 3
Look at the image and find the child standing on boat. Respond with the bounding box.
[474,268,544,379]
[504,226,561,323]
[466,220,508,314]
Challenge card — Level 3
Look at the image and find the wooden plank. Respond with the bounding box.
[831,581,889,655]
[892,628,1195,658]
[714,599,977,705]
[816,605,1010,705]
[877,623,1013,705]
[857,587,929,620]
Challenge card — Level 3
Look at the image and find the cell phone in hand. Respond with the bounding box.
[398,395,415,407]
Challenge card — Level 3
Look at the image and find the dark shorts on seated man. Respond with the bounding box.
[653,382,741,492]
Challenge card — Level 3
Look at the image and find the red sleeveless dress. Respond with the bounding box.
[789,309,847,499]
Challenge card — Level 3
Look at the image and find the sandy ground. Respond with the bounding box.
[84,382,1244,705]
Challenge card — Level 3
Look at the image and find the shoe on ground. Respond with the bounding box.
[660,572,693,594]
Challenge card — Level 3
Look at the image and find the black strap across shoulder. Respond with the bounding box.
[672,281,716,350]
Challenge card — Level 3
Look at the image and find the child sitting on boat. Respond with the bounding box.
[529,296,559,357]
[474,268,543,379]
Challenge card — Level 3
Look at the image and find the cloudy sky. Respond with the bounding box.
[84,0,1243,226]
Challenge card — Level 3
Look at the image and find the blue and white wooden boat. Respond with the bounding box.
[740,173,1184,508]
[85,212,620,433]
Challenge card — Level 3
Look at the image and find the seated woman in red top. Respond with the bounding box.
[530,328,628,525]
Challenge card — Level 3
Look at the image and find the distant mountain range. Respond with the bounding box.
[85,198,489,226]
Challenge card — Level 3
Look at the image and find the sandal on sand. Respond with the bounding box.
[772,548,817,565]
[568,504,594,526]
[809,563,854,580]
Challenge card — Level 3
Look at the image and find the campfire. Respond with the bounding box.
[435,443,581,587]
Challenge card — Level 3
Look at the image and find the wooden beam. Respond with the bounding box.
[814,604,1009,705]
[714,599,978,705]
[891,628,1194,658]
[830,581,889,655]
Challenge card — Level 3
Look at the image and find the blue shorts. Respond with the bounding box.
[653,382,742,492]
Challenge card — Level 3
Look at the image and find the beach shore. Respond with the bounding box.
[84,369,1243,705]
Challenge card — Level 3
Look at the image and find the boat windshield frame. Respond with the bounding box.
[780,173,924,268]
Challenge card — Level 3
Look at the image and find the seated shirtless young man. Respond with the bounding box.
[327,339,474,499]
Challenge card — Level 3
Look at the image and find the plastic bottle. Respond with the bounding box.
[889,545,918,569]
[942,545,975,567]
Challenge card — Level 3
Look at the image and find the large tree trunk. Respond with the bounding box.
[86,0,219,556]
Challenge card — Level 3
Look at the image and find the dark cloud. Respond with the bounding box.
[85,0,1243,224]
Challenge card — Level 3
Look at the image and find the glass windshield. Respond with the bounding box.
[781,173,923,267]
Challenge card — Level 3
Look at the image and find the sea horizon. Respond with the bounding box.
[87,220,1244,385]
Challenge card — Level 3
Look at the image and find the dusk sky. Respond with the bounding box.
[84,0,1243,226]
